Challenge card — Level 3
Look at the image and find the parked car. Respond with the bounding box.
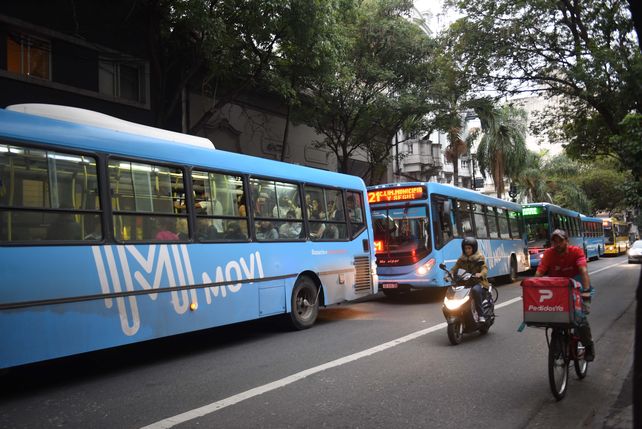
[628,240,642,263]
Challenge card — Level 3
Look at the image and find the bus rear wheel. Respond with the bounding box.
[288,276,319,330]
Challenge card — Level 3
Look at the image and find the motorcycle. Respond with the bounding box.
[439,262,497,345]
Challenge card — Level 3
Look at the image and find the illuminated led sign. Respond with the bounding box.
[522,206,543,216]
[368,186,426,203]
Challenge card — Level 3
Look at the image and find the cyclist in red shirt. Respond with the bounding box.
[535,229,595,361]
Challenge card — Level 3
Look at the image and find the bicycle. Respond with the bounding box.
[546,325,588,400]
[520,276,589,401]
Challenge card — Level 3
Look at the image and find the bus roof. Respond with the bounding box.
[367,181,522,211]
[580,215,603,222]
[0,106,366,190]
[7,104,215,150]
[523,202,580,217]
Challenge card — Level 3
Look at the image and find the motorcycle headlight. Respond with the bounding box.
[416,258,436,276]
[443,294,469,310]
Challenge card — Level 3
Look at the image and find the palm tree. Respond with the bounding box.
[515,151,549,202]
[475,104,528,198]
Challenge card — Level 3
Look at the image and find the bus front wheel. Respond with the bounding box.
[288,276,319,330]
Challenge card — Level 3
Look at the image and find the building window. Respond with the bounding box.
[407,142,414,154]
[99,60,146,103]
[461,159,470,169]
[6,32,51,80]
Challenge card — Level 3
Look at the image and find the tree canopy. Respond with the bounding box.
[295,0,437,178]
[445,0,642,183]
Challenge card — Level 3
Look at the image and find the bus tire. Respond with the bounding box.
[288,276,319,330]
[509,256,518,283]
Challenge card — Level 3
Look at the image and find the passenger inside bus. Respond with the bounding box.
[155,217,180,241]
[256,220,279,240]
[278,210,302,238]
[224,221,246,240]
[46,215,82,240]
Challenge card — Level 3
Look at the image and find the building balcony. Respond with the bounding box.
[401,153,434,167]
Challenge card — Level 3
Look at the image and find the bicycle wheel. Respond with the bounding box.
[573,336,589,379]
[548,329,569,400]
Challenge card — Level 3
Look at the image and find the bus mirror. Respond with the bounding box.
[439,262,447,270]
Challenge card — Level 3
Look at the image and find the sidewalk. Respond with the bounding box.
[602,365,634,429]
[586,299,636,429]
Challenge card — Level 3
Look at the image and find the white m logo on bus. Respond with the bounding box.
[539,289,553,303]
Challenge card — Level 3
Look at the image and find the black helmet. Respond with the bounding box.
[461,237,478,254]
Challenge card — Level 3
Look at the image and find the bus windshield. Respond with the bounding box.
[524,214,549,247]
[372,206,431,265]
[603,225,614,244]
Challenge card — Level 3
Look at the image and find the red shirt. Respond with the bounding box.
[536,245,587,278]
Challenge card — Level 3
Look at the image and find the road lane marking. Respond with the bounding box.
[588,261,625,275]
[143,260,625,428]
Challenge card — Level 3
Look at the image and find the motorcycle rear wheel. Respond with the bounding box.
[447,321,463,345]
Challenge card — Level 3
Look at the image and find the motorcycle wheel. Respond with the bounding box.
[447,320,463,345]
[573,339,588,379]
[548,330,569,400]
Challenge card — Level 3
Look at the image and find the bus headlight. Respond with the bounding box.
[444,295,469,310]
[416,258,435,276]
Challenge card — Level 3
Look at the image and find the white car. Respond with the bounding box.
[628,240,642,263]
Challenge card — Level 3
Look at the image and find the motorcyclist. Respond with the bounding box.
[450,237,490,322]
[534,229,595,361]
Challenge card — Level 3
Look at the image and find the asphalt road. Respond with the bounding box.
[1,255,638,429]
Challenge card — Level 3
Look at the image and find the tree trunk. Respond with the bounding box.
[280,103,291,162]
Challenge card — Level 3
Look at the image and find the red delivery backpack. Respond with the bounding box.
[521,277,583,327]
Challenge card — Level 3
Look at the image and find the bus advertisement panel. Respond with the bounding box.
[368,182,529,296]
[522,203,583,268]
[0,104,377,369]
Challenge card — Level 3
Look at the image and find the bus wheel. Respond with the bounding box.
[509,257,518,283]
[288,276,319,330]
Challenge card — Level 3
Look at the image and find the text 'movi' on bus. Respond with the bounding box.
[367,182,530,297]
[0,104,378,369]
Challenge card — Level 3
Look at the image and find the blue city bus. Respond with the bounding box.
[0,104,377,369]
[522,203,583,268]
[580,215,605,260]
[367,182,529,296]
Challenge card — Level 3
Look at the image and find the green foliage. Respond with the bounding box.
[445,0,642,183]
[475,104,528,198]
[295,0,437,177]
[514,153,632,214]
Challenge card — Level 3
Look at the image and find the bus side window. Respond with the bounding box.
[473,204,488,238]
[109,160,186,242]
[508,211,521,238]
[497,208,510,239]
[456,200,474,236]
[430,195,454,249]
[0,144,101,243]
[346,191,365,239]
[486,206,499,239]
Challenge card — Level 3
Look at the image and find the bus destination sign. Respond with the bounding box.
[522,206,543,216]
[368,186,425,203]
